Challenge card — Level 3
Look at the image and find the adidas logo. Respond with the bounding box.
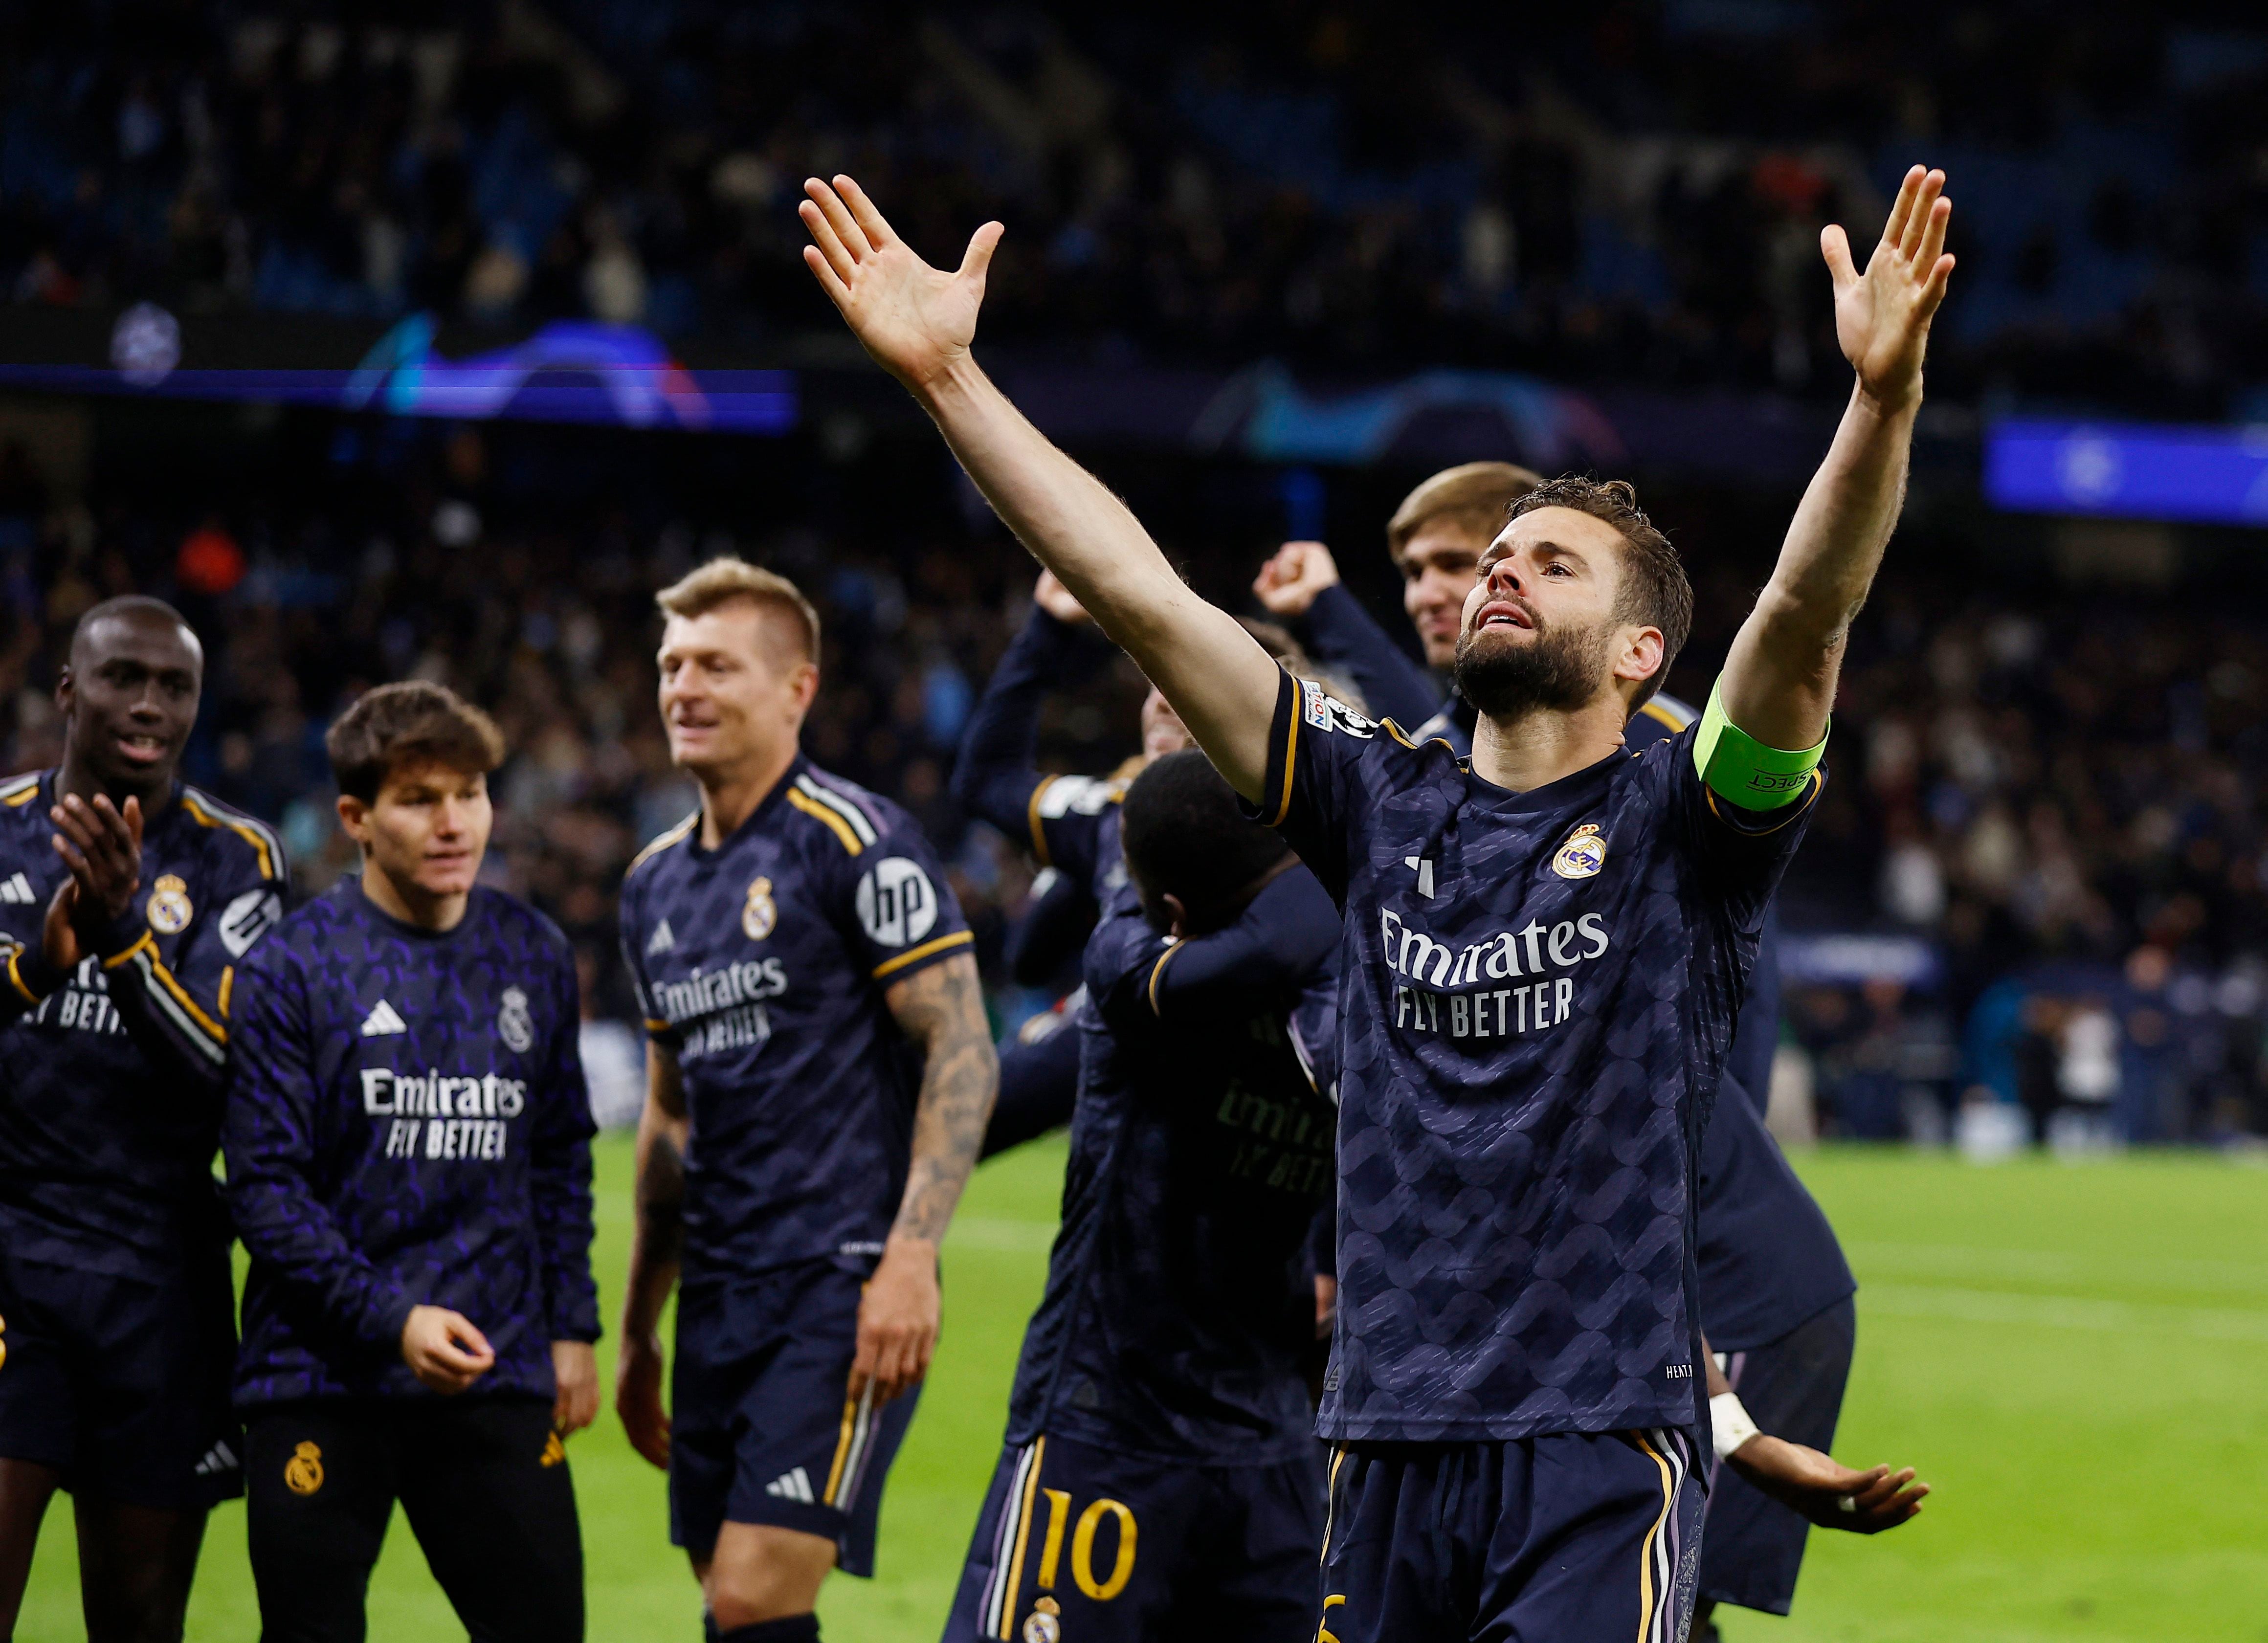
[360,999,409,1037]
[763,1466,816,1505]
[646,918,675,956]
[194,1440,239,1477]
[0,872,32,906]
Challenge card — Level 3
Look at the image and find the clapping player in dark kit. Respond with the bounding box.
[800,161,1946,1642]
[946,751,1340,1643]
[0,597,284,1643]
[1258,465,1891,1634]
[222,682,600,1642]
[614,560,997,1643]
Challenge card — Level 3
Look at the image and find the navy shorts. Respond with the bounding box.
[945,1430,1326,1643]
[1316,1428,1704,1643]
[669,1259,918,1578]
[1699,1296,1856,1615]
[0,1239,241,1510]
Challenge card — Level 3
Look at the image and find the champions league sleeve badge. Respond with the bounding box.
[497,986,535,1054]
[742,875,778,941]
[145,873,194,933]
[1551,823,1607,880]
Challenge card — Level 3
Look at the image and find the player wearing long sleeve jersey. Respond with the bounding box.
[1261,493,1873,1632]
[614,559,997,1643]
[798,162,1947,1642]
[222,681,599,1643]
[0,596,284,1643]
[948,752,1341,1643]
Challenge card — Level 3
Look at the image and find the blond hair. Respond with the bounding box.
[1386,461,1544,562]
[654,557,821,663]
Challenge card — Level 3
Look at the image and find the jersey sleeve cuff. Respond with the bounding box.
[869,928,975,983]
[1235,668,1301,829]
[6,945,65,1005]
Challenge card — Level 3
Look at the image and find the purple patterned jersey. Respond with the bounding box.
[617,756,974,1280]
[1247,670,1819,1443]
[0,771,285,1279]
[223,878,599,1407]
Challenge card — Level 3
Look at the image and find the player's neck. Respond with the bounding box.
[359,858,471,933]
[55,748,173,820]
[695,739,800,848]
[1467,695,1628,795]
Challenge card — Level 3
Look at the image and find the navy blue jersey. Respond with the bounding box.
[223,879,599,1407]
[1250,669,1820,1443]
[0,771,285,1279]
[1695,1076,1854,1352]
[1008,869,1341,1463]
[1300,582,1443,732]
[617,757,973,1280]
[1620,702,1851,1352]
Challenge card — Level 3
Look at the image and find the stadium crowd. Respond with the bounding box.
[9,3,2268,414]
[0,416,2265,1145]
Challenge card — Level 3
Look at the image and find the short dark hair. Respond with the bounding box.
[1506,474,1693,712]
[1120,750,1290,927]
[326,681,506,803]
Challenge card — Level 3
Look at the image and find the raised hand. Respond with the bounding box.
[1822,165,1955,412]
[800,176,1003,393]
[1251,541,1342,619]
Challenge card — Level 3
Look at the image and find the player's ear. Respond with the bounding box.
[786,659,820,713]
[1162,892,1190,942]
[1613,624,1664,688]
[335,793,371,849]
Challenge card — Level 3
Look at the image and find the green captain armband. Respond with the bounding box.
[1692,681,1825,811]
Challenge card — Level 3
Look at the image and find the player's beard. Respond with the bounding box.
[1451,609,1614,721]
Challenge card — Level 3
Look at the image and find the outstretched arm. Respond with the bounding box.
[1718,166,1956,751]
[800,176,1283,800]
[1704,1336,1927,1533]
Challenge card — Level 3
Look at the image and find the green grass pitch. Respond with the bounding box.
[21,1139,2268,1641]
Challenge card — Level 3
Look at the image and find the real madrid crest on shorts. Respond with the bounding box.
[1552,823,1607,880]
[742,874,778,941]
[284,1440,324,1495]
[145,873,194,933]
[496,986,534,1054]
[1022,1596,1061,1643]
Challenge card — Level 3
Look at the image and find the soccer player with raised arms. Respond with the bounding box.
[1258,470,1884,1633]
[222,681,600,1642]
[614,560,998,1643]
[800,163,1948,1640]
[0,596,284,1643]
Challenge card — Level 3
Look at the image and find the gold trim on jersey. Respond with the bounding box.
[786,787,864,855]
[626,812,699,876]
[179,791,280,880]
[869,929,973,981]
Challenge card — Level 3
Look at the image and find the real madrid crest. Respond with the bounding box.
[284,1441,324,1496]
[1022,1597,1062,1643]
[1551,823,1606,880]
[497,986,534,1054]
[742,875,778,942]
[146,873,193,934]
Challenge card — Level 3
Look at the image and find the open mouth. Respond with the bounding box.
[113,731,168,765]
[1475,600,1535,634]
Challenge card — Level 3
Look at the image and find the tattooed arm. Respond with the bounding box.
[858,951,998,1403]
[614,1041,688,1468]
